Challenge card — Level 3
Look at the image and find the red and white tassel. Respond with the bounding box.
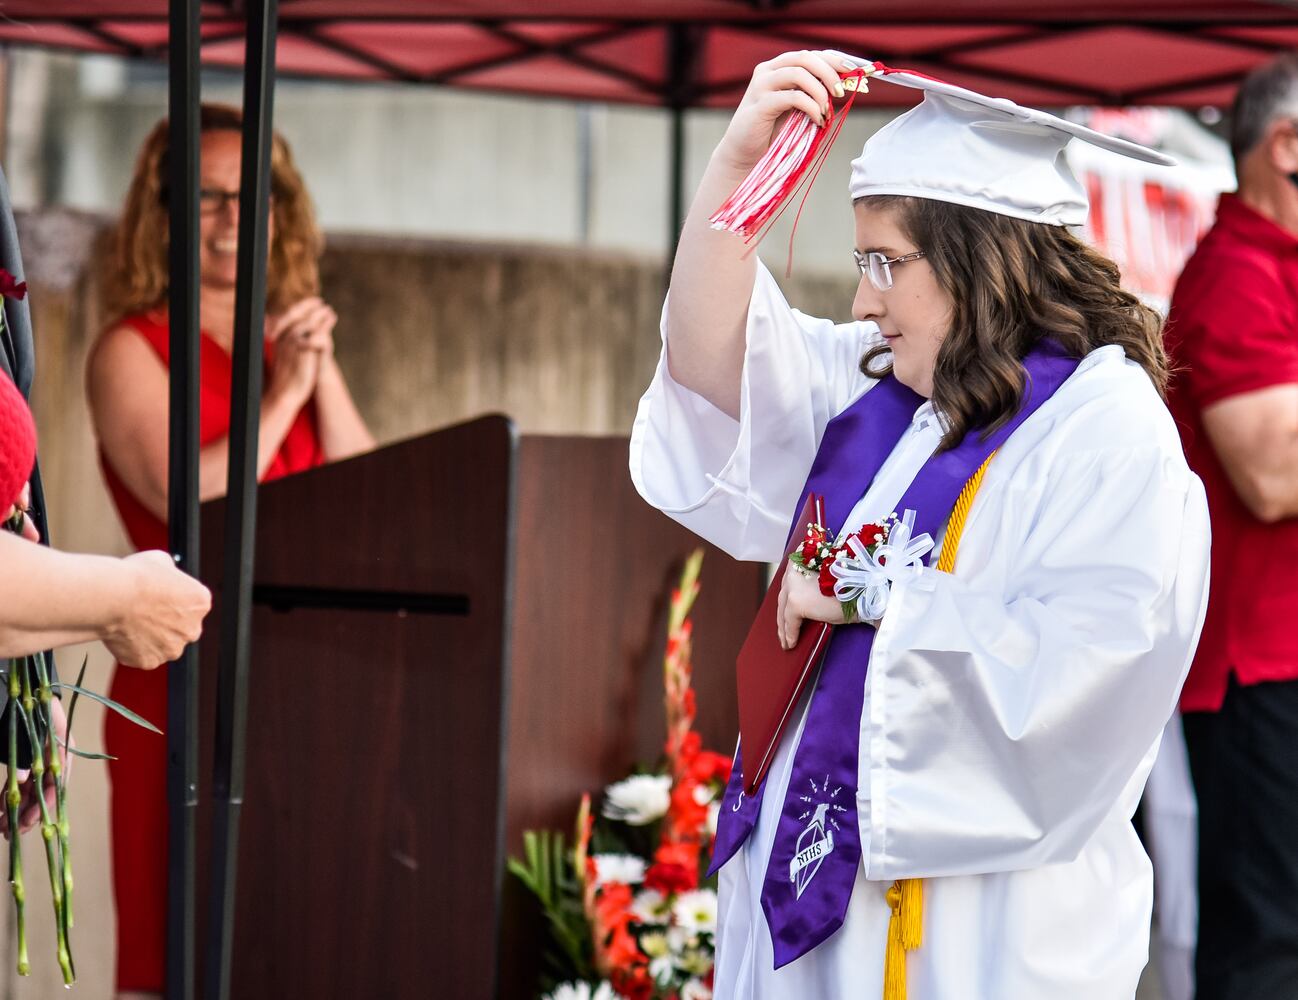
[710,65,874,268]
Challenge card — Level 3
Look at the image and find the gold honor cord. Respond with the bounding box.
[883,449,996,1000]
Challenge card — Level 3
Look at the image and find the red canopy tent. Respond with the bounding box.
[0,3,1285,999]
[2,0,1297,109]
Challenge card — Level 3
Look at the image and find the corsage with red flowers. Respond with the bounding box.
[788,513,901,622]
[830,508,938,622]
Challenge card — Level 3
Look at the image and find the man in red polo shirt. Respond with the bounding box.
[1165,53,1298,999]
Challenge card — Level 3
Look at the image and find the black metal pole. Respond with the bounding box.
[165,1,201,998]
[204,0,277,996]
[666,24,700,269]
[668,103,685,261]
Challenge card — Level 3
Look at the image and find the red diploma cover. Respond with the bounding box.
[735,492,834,796]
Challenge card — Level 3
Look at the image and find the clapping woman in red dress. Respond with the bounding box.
[87,103,374,999]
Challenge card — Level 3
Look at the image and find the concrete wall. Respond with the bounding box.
[6,49,891,278]
[0,205,856,997]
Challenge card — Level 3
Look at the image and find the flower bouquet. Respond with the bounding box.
[510,549,733,1000]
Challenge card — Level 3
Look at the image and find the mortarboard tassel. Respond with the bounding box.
[710,66,871,272]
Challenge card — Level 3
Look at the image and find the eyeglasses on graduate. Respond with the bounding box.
[852,248,926,291]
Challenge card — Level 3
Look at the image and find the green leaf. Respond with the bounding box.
[63,658,88,746]
[53,736,115,761]
[540,832,553,905]
[49,684,161,734]
[508,826,594,986]
[505,858,535,891]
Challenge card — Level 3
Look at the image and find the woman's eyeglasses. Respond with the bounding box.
[199,188,241,216]
[852,249,926,291]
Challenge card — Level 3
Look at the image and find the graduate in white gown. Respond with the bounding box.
[629,52,1211,1000]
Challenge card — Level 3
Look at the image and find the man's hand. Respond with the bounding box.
[102,551,212,669]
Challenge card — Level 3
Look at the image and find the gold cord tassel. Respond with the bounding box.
[899,877,924,949]
[883,879,921,1000]
[881,452,994,1000]
[935,453,993,574]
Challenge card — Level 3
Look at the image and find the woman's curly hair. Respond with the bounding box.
[858,195,1169,451]
[104,103,321,323]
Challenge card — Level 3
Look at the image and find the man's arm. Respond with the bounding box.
[0,531,210,665]
[1202,383,1298,522]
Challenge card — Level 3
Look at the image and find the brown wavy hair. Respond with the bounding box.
[104,103,322,322]
[859,196,1168,451]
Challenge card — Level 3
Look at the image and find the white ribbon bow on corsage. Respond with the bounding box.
[829,508,936,622]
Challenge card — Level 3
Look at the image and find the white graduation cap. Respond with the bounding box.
[846,61,1175,227]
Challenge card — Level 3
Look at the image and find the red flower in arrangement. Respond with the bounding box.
[645,856,697,896]
[605,922,646,969]
[818,554,840,597]
[0,270,27,301]
[682,687,697,721]
[688,750,731,786]
[612,964,656,1000]
[596,882,635,932]
[666,618,693,659]
[669,782,709,832]
[656,840,699,870]
[857,523,886,544]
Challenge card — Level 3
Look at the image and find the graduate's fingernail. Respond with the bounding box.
[834,82,845,99]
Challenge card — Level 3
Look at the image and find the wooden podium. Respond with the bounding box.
[195,416,762,998]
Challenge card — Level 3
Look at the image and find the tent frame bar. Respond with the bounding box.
[203,0,279,997]
[164,0,201,995]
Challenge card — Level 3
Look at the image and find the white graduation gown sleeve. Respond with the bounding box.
[864,444,1211,881]
[629,261,882,562]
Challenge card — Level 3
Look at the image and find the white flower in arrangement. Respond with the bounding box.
[591,853,647,887]
[649,952,675,986]
[666,923,694,954]
[543,981,617,1000]
[672,889,719,935]
[681,977,713,1000]
[692,783,715,806]
[631,888,671,924]
[601,774,672,825]
[640,930,670,958]
[677,948,713,976]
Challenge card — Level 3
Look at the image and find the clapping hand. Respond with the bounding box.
[266,296,338,404]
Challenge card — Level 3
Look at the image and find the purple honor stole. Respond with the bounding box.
[710,342,1081,969]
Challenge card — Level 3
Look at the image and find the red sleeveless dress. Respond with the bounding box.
[100,311,324,991]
